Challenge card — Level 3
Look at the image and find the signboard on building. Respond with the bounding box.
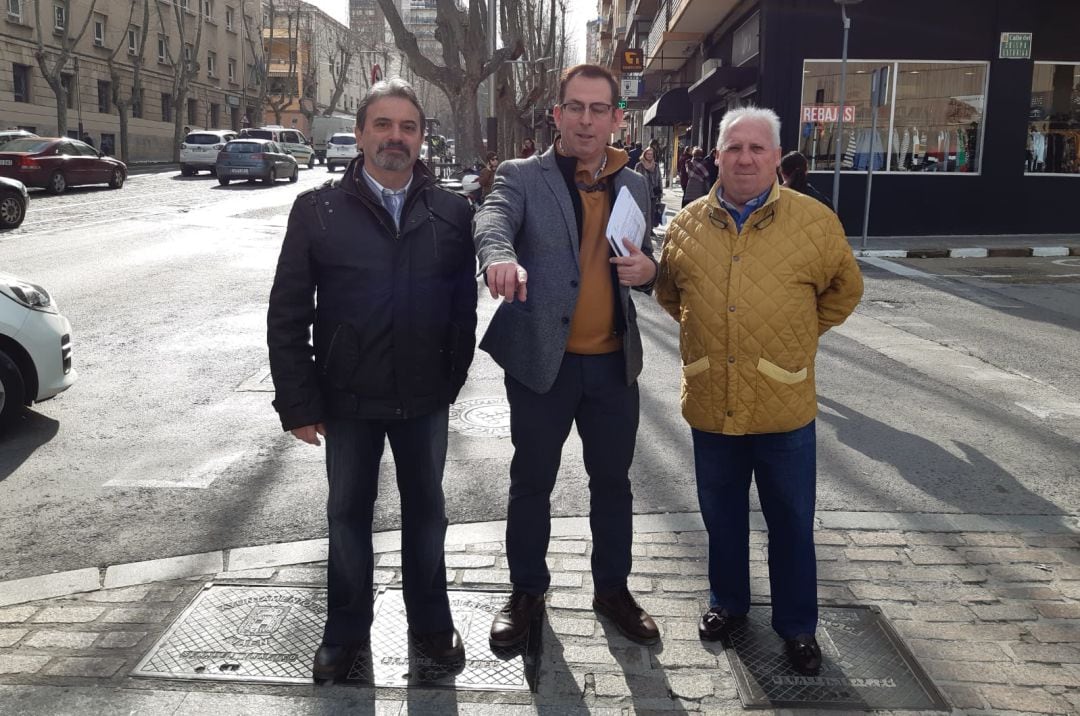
[621,49,643,73]
[801,105,855,123]
[620,77,641,99]
[999,32,1032,59]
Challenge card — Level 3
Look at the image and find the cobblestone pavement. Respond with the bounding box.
[1,512,1078,714]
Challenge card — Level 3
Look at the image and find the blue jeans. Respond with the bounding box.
[322,408,453,644]
[504,352,638,595]
[692,420,818,639]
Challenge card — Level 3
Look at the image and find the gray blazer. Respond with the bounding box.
[474,146,656,394]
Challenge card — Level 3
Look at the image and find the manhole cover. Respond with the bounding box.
[132,584,325,684]
[346,589,539,691]
[725,604,948,711]
[132,585,539,691]
[448,397,511,438]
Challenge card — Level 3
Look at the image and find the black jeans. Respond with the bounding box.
[504,352,638,595]
[322,408,453,645]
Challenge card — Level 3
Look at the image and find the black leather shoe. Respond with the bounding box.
[698,606,748,642]
[490,591,545,647]
[593,587,660,645]
[785,633,823,675]
[410,628,465,666]
[312,642,366,681]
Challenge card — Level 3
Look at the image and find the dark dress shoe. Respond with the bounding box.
[490,591,545,647]
[312,642,366,681]
[785,633,822,675]
[593,587,660,645]
[698,606,748,642]
[410,628,465,666]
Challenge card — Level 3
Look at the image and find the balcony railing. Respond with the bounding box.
[646,0,669,60]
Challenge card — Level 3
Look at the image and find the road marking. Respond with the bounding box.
[835,314,1080,425]
[1053,258,1080,267]
[857,256,935,278]
[858,257,1024,308]
[104,451,248,489]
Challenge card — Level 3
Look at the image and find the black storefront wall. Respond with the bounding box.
[755,0,1080,236]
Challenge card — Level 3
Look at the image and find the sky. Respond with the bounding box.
[305,0,592,64]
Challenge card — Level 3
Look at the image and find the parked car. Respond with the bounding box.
[215,138,298,185]
[179,129,237,176]
[238,126,314,168]
[0,137,126,195]
[325,132,358,172]
[310,116,355,164]
[0,272,76,430]
[0,177,28,229]
[0,129,37,150]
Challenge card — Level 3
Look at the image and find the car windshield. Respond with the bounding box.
[244,130,274,140]
[329,135,356,145]
[185,133,224,144]
[223,142,266,153]
[1,139,53,153]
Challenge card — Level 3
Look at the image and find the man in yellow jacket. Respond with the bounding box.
[655,107,863,676]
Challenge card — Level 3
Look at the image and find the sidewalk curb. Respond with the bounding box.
[2,511,1076,609]
[857,246,1080,259]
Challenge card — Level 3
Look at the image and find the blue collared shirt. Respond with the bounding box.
[717,185,773,232]
[361,168,412,229]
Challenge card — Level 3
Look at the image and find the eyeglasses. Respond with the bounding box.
[560,101,614,118]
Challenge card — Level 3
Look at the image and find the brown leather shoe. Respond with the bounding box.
[312,641,367,682]
[593,587,660,645]
[489,591,545,647]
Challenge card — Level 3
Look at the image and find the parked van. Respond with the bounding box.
[310,115,355,164]
[238,126,314,168]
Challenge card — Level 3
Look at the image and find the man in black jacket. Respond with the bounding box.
[267,78,477,681]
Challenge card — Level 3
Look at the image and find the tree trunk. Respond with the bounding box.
[172,85,188,161]
[450,82,483,166]
[117,107,129,161]
[46,79,68,136]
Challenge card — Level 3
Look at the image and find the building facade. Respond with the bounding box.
[0,0,263,162]
[605,0,1080,237]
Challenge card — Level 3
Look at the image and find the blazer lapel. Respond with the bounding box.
[539,148,580,259]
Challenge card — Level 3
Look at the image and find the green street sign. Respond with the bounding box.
[999,32,1032,59]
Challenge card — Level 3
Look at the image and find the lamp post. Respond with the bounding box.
[831,0,862,211]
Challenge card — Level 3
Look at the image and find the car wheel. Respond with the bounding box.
[327,164,335,173]
[0,348,26,429]
[180,165,193,177]
[47,170,66,195]
[289,166,299,183]
[108,169,124,189]
[218,177,230,186]
[209,167,217,176]
[0,190,26,229]
[307,156,314,170]
[264,167,276,184]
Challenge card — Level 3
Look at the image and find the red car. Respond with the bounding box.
[0,137,126,195]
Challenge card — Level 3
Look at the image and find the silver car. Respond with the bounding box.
[215,139,298,186]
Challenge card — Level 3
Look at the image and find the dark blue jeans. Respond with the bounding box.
[322,408,453,645]
[692,420,818,639]
[504,352,638,595]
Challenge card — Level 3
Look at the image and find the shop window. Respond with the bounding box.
[1027,63,1080,175]
[799,60,987,174]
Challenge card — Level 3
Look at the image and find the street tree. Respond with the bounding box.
[31,0,100,137]
[498,0,566,154]
[155,0,207,160]
[316,19,360,117]
[374,0,524,164]
[263,0,303,126]
[107,0,151,162]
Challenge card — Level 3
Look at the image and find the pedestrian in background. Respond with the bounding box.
[519,138,537,158]
[634,145,664,227]
[475,63,661,649]
[477,151,499,202]
[267,78,478,682]
[677,145,692,191]
[681,147,712,206]
[627,141,642,167]
[780,150,834,210]
[656,106,862,676]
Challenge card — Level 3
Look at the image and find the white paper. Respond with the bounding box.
[605,186,646,258]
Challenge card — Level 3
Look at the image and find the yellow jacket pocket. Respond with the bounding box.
[756,357,807,385]
[683,355,710,378]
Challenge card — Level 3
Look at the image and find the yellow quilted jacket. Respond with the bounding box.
[655,182,863,435]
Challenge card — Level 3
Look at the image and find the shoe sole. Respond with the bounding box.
[593,601,660,646]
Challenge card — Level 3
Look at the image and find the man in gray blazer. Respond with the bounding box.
[475,64,660,647]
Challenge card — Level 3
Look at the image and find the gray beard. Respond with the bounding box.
[373,148,411,172]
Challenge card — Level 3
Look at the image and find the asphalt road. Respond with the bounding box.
[1,171,1078,581]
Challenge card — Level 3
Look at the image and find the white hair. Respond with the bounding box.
[717,106,781,150]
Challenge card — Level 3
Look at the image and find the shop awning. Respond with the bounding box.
[643,87,690,127]
[687,66,759,102]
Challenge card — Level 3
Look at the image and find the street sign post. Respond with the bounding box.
[861,65,889,249]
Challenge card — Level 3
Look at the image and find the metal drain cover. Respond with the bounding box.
[725,604,948,710]
[448,397,511,438]
[132,584,325,684]
[345,589,538,691]
[132,585,538,691]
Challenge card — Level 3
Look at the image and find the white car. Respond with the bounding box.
[179,129,237,176]
[0,272,76,429]
[325,133,358,172]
